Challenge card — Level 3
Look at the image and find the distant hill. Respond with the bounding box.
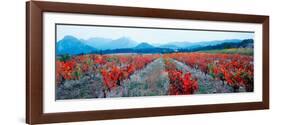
[160,41,191,49]
[135,42,155,49]
[158,39,242,49]
[178,39,254,52]
[56,36,96,55]
[85,37,138,50]
[83,37,112,50]
[158,44,179,49]
[109,37,138,49]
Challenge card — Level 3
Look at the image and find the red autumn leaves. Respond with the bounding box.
[56,54,160,92]
[211,58,254,92]
[56,55,103,83]
[100,55,159,91]
[100,65,135,91]
[167,53,254,92]
[56,61,76,81]
[164,58,199,95]
[56,52,254,96]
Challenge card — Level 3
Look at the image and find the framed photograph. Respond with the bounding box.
[26,1,269,124]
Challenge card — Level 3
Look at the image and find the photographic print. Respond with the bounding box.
[55,24,254,100]
[26,2,269,123]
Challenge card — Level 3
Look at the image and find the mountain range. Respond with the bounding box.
[56,36,97,55]
[134,42,155,49]
[84,37,138,50]
[56,35,251,55]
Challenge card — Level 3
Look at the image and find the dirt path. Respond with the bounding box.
[106,58,170,97]
[169,59,234,94]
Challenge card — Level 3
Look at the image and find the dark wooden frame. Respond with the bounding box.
[26,1,269,124]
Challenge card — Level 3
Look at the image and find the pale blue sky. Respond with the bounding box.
[56,24,254,44]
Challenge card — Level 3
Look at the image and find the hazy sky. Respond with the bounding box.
[56,24,254,44]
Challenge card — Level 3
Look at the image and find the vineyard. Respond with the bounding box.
[56,52,253,100]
